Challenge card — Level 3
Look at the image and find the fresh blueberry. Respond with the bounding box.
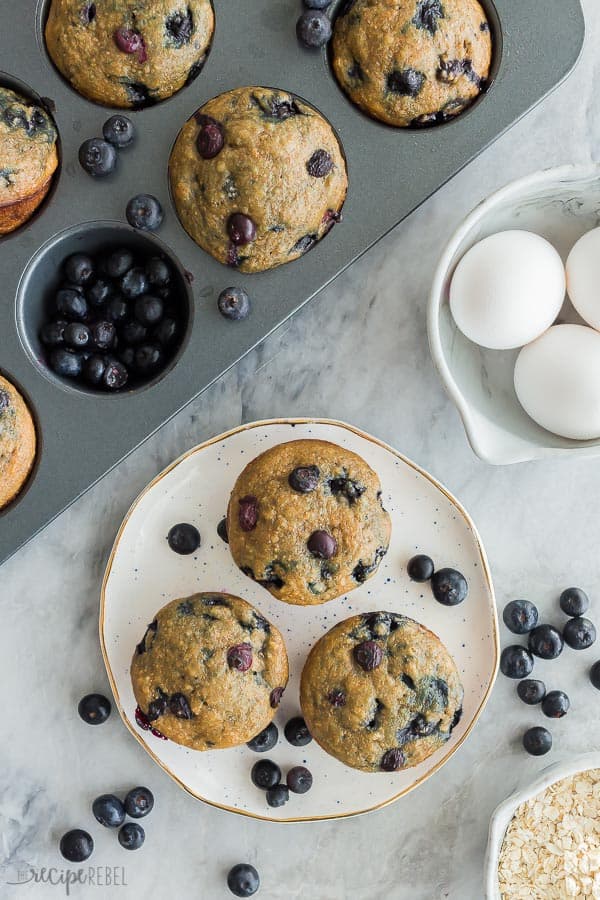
[78,693,111,724]
[120,346,136,369]
[106,248,134,278]
[227,864,260,898]
[83,355,106,386]
[90,320,116,351]
[40,320,67,347]
[217,517,229,543]
[103,360,128,390]
[251,759,281,790]
[134,294,163,325]
[78,138,117,177]
[106,296,129,323]
[563,617,596,650]
[431,568,468,606]
[118,822,145,850]
[266,784,289,808]
[304,0,331,7]
[307,530,337,559]
[56,288,87,320]
[227,213,257,246]
[590,661,600,690]
[126,194,164,231]
[121,320,148,345]
[286,766,313,794]
[64,253,94,285]
[523,726,552,756]
[50,348,82,378]
[500,645,534,679]
[135,343,163,375]
[503,600,539,635]
[517,679,546,705]
[218,287,251,321]
[87,279,113,307]
[59,829,94,862]
[124,786,154,818]
[284,716,312,747]
[246,722,278,753]
[528,625,564,660]
[541,690,570,719]
[560,587,589,617]
[167,523,200,555]
[120,267,148,298]
[64,322,90,350]
[407,554,434,582]
[296,10,332,47]
[152,317,178,347]
[103,115,135,148]
[145,257,170,286]
[92,794,125,828]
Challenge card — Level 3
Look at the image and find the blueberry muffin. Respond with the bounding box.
[226,440,391,606]
[332,0,492,127]
[300,612,464,772]
[0,88,58,235]
[45,0,215,109]
[0,375,36,510]
[130,592,289,750]
[168,87,348,273]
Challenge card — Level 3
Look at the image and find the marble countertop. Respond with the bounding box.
[3,3,600,897]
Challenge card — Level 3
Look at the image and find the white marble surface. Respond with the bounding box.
[2,3,600,897]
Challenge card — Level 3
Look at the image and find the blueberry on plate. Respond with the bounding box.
[50,348,82,378]
[41,320,67,347]
[500,645,534,679]
[146,257,170,286]
[296,10,332,47]
[563,617,596,650]
[217,517,229,543]
[64,322,90,350]
[83,355,106,386]
[407,554,434,582]
[56,288,87,320]
[286,765,313,794]
[517,678,546,705]
[227,864,260,898]
[79,138,117,177]
[167,523,200,555]
[528,624,564,660]
[431,568,468,606]
[118,822,145,850]
[246,722,278,753]
[64,253,94,285]
[284,716,312,746]
[251,759,281,790]
[266,784,289,808]
[59,829,94,862]
[106,248,134,278]
[523,726,552,756]
[541,690,570,719]
[126,194,164,231]
[92,794,125,828]
[218,287,251,321]
[503,599,538,635]
[560,587,589,617]
[103,114,135,148]
[120,267,148,298]
[78,693,111,724]
[124,786,154,818]
[103,360,128,390]
[135,294,163,325]
[590,661,600,690]
[135,343,163,375]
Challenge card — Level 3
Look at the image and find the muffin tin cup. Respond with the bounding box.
[0,0,585,564]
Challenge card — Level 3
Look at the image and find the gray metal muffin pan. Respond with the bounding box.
[0,0,585,565]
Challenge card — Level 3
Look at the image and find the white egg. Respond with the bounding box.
[566,227,600,330]
[449,230,565,350]
[514,324,600,440]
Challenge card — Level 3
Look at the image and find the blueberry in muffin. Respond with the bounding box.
[45,0,215,108]
[0,374,36,510]
[169,87,348,273]
[130,592,289,750]
[300,612,464,771]
[331,0,492,127]
[226,440,391,606]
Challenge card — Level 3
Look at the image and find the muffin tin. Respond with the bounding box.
[0,0,585,564]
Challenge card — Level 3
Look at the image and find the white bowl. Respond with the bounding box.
[428,164,600,465]
[484,751,600,899]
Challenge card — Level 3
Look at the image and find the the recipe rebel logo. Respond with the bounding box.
[0,864,128,895]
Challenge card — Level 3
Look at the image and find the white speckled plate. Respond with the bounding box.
[100,418,498,822]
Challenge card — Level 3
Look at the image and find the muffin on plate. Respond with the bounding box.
[332,0,492,127]
[130,592,289,750]
[300,611,464,772]
[168,86,348,273]
[0,374,36,509]
[227,439,391,606]
[45,0,215,108]
[0,87,58,235]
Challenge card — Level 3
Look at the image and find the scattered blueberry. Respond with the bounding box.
[251,759,281,790]
[590,661,600,690]
[523,726,552,756]
[64,253,94,285]
[218,287,251,321]
[296,10,332,47]
[529,625,564,660]
[78,693,111,724]
[500,645,534,679]
[167,523,201,555]
[563,617,596,650]
[560,587,589,618]
[227,864,260,898]
[266,784,289,808]
[246,722,278,753]
[503,600,539,635]
[50,348,82,378]
[124,786,154,819]
[118,822,145,850]
[217,517,229,543]
[517,679,546,705]
[407,554,434,582]
[541,690,570,719]
[284,716,312,747]
[103,115,135,148]
[431,568,468,606]
[92,794,125,828]
[126,194,164,231]
[59,829,94,862]
[286,766,313,794]
[79,138,117,177]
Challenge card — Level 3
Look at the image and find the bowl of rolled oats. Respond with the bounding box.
[485,752,600,899]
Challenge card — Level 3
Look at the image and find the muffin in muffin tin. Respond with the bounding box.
[0,374,37,510]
